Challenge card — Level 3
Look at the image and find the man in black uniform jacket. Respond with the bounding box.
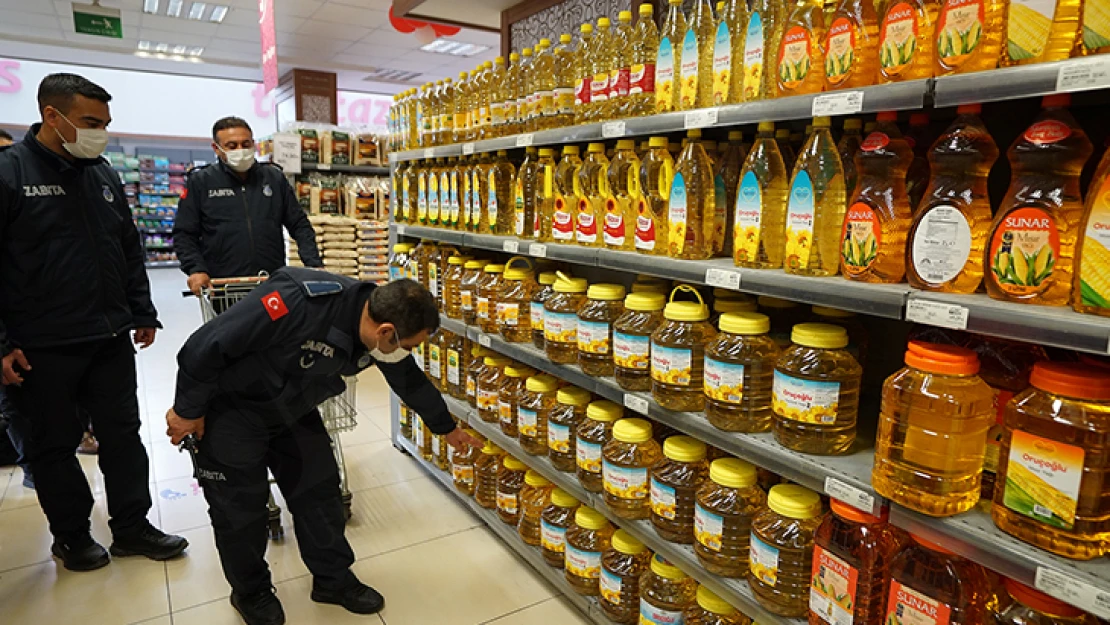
[166,269,481,625]
[0,73,188,571]
[174,116,322,296]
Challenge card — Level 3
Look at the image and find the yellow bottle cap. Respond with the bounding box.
[503,456,526,470]
[587,283,626,300]
[551,488,579,507]
[539,148,555,157]
[554,275,588,293]
[524,470,551,487]
[696,585,738,615]
[495,56,505,65]
[447,255,466,265]
[758,295,798,309]
[620,10,633,21]
[616,139,636,150]
[471,345,490,357]
[716,0,725,9]
[631,283,667,294]
[813,116,831,128]
[484,264,506,274]
[768,484,822,519]
[713,288,749,301]
[669,0,683,5]
[598,17,611,27]
[539,38,552,47]
[813,305,856,319]
[522,48,533,56]
[791,323,849,349]
[650,554,687,579]
[844,118,862,130]
[728,131,743,141]
[504,365,533,378]
[526,374,559,393]
[560,33,572,44]
[562,146,581,156]
[625,292,666,311]
[526,146,538,154]
[586,400,622,422]
[575,506,609,530]
[719,312,770,335]
[497,150,509,156]
[392,243,412,253]
[714,299,758,314]
[557,386,592,406]
[649,136,669,147]
[664,301,708,321]
[538,271,558,285]
[710,458,757,488]
[688,128,703,138]
[587,142,606,153]
[504,267,534,280]
[756,121,775,132]
[613,417,653,443]
[611,529,646,555]
[483,60,493,68]
[510,52,520,61]
[481,441,502,455]
[483,356,512,367]
[775,129,790,139]
[581,23,594,34]
[640,3,654,14]
[663,435,707,462]
[465,260,485,270]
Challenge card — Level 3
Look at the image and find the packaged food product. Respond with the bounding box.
[784,117,847,277]
[877,0,936,82]
[734,122,789,269]
[704,312,779,433]
[476,356,512,423]
[519,374,559,455]
[550,386,592,472]
[749,484,825,616]
[599,529,653,624]
[638,137,675,254]
[744,0,785,101]
[640,555,698,623]
[992,578,1089,625]
[541,488,581,568]
[602,418,664,519]
[518,470,555,546]
[824,0,879,90]
[565,506,615,595]
[499,365,535,438]
[550,147,582,244]
[474,442,505,509]
[885,535,991,625]
[489,151,516,235]
[496,456,528,525]
[459,260,485,326]
[578,283,627,376]
[614,292,667,392]
[577,143,609,246]
[627,4,660,117]
[650,435,709,543]
[498,258,538,343]
[465,345,490,407]
[577,400,623,492]
[651,286,717,412]
[606,140,641,251]
[450,430,480,496]
[687,585,751,624]
[476,263,506,334]
[668,130,716,260]
[442,330,466,400]
[777,0,827,97]
[545,273,589,364]
[533,148,558,239]
[656,0,687,114]
[695,458,767,577]
[388,243,413,282]
[531,271,559,349]
[1075,143,1110,317]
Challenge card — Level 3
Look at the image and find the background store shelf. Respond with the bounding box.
[145,260,180,268]
[933,56,1110,107]
[301,163,390,175]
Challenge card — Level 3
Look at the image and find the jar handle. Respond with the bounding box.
[506,255,534,273]
[668,284,706,308]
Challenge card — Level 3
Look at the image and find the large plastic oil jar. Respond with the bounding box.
[772,323,862,456]
[749,484,825,617]
[640,555,698,624]
[634,275,671,293]
[758,296,804,348]
[711,297,760,327]
[541,488,581,568]
[519,374,559,455]
[498,365,534,439]
[460,259,485,326]
[992,362,1110,560]
[577,400,623,492]
[694,458,768,578]
[885,535,990,625]
[443,255,467,319]
[550,386,592,472]
[399,403,412,441]
[518,470,555,546]
[465,345,491,407]
[476,263,506,334]
[432,430,448,470]
[651,286,718,412]
[443,330,466,400]
[476,356,512,423]
[496,456,528,525]
[577,283,627,376]
[599,529,652,624]
[474,442,505,509]
[613,292,667,392]
[602,418,664,519]
[992,578,1088,625]
[565,506,615,596]
[809,501,909,625]
[545,273,589,364]
[689,585,752,625]
[811,305,869,368]
[873,342,995,517]
[426,333,444,391]
[704,312,780,433]
[650,435,709,543]
[388,243,413,281]
[531,271,559,349]
[498,259,538,343]
[450,431,480,496]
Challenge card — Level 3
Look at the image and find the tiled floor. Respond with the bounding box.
[0,269,591,625]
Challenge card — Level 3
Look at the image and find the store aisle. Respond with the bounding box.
[0,269,591,625]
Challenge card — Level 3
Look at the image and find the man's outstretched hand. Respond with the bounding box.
[445,427,483,450]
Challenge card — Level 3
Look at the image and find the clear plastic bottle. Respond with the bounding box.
[785,117,847,277]
[489,150,516,235]
[640,555,699,623]
[884,535,991,625]
[459,260,484,326]
[427,158,443,227]
[499,365,534,439]
[497,456,528,525]
[825,0,880,90]
[476,263,506,334]
[628,4,660,117]
[1002,0,1081,66]
[715,0,749,106]
[778,0,828,97]
[443,330,467,400]
[442,255,466,318]
[637,137,675,255]
[403,162,420,224]
[993,578,1090,625]
[498,261,538,343]
[542,488,581,568]
[669,129,715,260]
[614,292,667,392]
[749,484,825,617]
[735,122,789,269]
[452,72,469,143]
[649,435,710,543]
[531,271,558,350]
[515,146,540,239]
[657,0,687,113]
[688,585,751,625]
[388,243,413,282]
[607,12,634,119]
[575,24,596,124]
[450,429,480,496]
[476,355,512,424]
[599,529,653,624]
[587,18,613,122]
[838,118,864,196]
[934,0,1005,75]
[545,274,589,364]
[694,458,766,578]
[745,0,785,101]
[605,140,641,251]
[602,418,664,519]
[519,470,555,545]
[532,40,557,131]
[465,345,490,407]
[678,0,717,111]
[773,323,862,455]
[652,286,718,412]
[519,374,558,456]
[565,506,615,596]
[577,143,609,247]
[487,57,507,138]
[426,332,444,391]
[704,312,779,433]
[550,386,593,472]
[577,400,623,493]
[534,148,559,240]
[474,442,505,509]
[502,53,522,136]
[577,284,627,377]
[553,34,578,129]
[877,0,937,82]
[552,146,583,244]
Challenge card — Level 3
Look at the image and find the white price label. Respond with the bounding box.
[1035,568,1110,619]
[1056,59,1110,93]
[624,394,649,414]
[705,268,741,290]
[811,91,865,116]
[602,121,627,138]
[396,224,406,236]
[316,163,331,170]
[424,149,435,159]
[478,335,491,348]
[905,299,969,330]
[463,143,475,155]
[503,240,520,253]
[529,243,548,258]
[824,477,878,515]
[271,133,302,174]
[516,134,534,147]
[684,108,719,129]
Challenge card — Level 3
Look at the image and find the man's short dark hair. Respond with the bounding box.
[212,116,252,142]
[368,279,439,340]
[37,73,111,113]
[0,129,11,142]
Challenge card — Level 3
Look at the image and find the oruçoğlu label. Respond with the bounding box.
[540,519,566,553]
[530,301,545,331]
[810,545,859,625]
[705,357,745,403]
[1079,173,1110,310]
[545,311,579,343]
[603,461,649,500]
[548,422,571,453]
[779,26,814,90]
[734,171,763,263]
[496,301,520,327]
[655,39,676,110]
[884,580,952,625]
[773,371,841,424]
[650,477,678,520]
[712,21,733,104]
[680,28,701,108]
[825,17,857,85]
[911,205,973,285]
[652,344,693,386]
[614,331,651,370]
[694,503,724,550]
[578,320,612,354]
[881,2,920,75]
[750,533,781,586]
[742,13,766,99]
[786,170,816,271]
[937,0,986,68]
[565,544,601,579]
[988,207,1060,296]
[1003,429,1084,529]
[451,461,474,487]
[577,439,603,473]
[518,407,539,437]
[841,202,882,276]
[667,173,690,256]
[599,567,624,606]
[640,600,685,625]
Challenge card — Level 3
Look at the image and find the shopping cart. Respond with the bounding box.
[185,276,359,540]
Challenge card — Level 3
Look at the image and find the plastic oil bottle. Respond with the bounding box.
[744,0,783,101]
[534,40,558,131]
[785,117,847,276]
[714,132,747,256]
[704,312,780,433]
[650,435,710,543]
[749,484,825,617]
[651,286,718,412]
[1076,144,1110,316]
[516,146,541,239]
[603,418,664,520]
[715,0,749,106]
[885,535,991,625]
[986,94,1092,307]
[825,0,879,90]
[669,130,715,260]
[533,148,558,241]
[554,34,578,129]
[694,457,767,578]
[657,0,687,113]
[691,585,751,625]
[735,122,789,269]
[777,0,828,97]
[838,119,863,196]
[502,52,522,135]
[607,12,634,119]
[575,24,595,124]
[578,143,610,247]
[516,49,534,132]
[1002,0,1081,66]
[487,57,507,137]
[842,110,913,283]
[907,103,998,294]
[549,146,582,244]
[474,441,505,509]
[934,0,1005,75]
[641,555,699,623]
[877,0,937,82]
[605,140,641,251]
[550,386,592,473]
[599,529,652,624]
[993,578,1092,624]
[545,274,589,365]
[489,150,516,235]
[518,470,554,546]
[637,137,675,254]
[628,3,660,117]
[588,18,614,122]
[565,506,615,596]
[680,0,717,110]
[542,488,581,568]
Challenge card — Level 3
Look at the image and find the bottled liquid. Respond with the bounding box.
[749,484,824,617]
[606,140,641,251]
[516,147,540,239]
[650,435,709,542]
[488,57,507,137]
[785,117,847,277]
[459,260,484,326]
[519,470,554,546]
[577,400,622,493]
[810,306,869,367]
[907,103,998,293]
[772,323,862,455]
[452,72,469,143]
[577,283,627,377]
[599,529,653,624]
[443,330,466,400]
[934,0,1005,75]
[712,132,746,255]
[551,146,583,244]
[614,292,667,392]
[550,386,592,472]
[474,442,505,509]
[628,4,660,117]
[904,112,932,209]
[704,312,779,433]
[841,110,913,283]
[532,40,557,131]
[651,286,718,412]
[680,0,717,110]
[603,418,664,519]
[1076,145,1110,316]
[531,271,558,350]
[565,506,615,596]
[992,362,1110,560]
[577,143,610,247]
[575,24,595,124]
[669,129,716,260]
[735,122,789,268]
[545,274,588,364]
[986,95,1092,307]
[885,535,991,625]
[476,263,505,334]
[657,0,687,113]
[488,150,515,235]
[716,0,749,105]
[993,578,1090,625]
[541,488,581,568]
[476,355,511,423]
[519,374,559,456]
[689,585,751,625]
[499,364,534,438]
[465,345,490,407]
[877,0,936,82]
[496,456,528,525]
[587,18,613,122]
[777,129,798,174]
[533,148,558,240]
[442,255,466,319]
[427,159,442,226]
[607,12,634,119]
[777,0,828,97]
[479,61,494,138]
[694,458,766,577]
[1001,0,1081,66]
[388,243,413,282]
[474,153,493,232]
[637,137,675,254]
[450,430,480,496]
[837,118,863,196]
[824,0,879,90]
[498,260,537,343]
[553,34,577,129]
[640,555,698,623]
[809,501,908,625]
[744,0,784,101]
[503,52,522,136]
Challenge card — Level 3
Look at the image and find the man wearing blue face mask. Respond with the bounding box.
[174,117,322,297]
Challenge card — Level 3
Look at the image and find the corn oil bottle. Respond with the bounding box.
[778,0,828,97]
[825,0,880,89]
[877,0,938,82]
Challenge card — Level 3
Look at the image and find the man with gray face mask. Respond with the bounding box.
[174,117,322,296]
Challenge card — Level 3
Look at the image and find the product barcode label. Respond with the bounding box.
[516,134,534,147]
[602,121,626,138]
[463,143,475,155]
[811,91,864,116]
[905,299,969,330]
[503,240,520,253]
[316,163,331,170]
[478,335,491,347]
[705,267,741,290]
[824,477,878,515]
[529,243,548,258]
[424,149,435,159]
[1035,567,1110,619]
[1056,59,1110,93]
[624,394,649,414]
[684,108,719,129]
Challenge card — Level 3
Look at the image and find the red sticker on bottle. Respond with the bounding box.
[861,132,891,151]
[1023,120,1072,144]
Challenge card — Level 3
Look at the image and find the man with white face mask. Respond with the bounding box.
[174,116,322,297]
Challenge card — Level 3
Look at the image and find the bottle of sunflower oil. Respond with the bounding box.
[546,273,589,364]
[480,61,496,137]
[489,150,516,235]
[554,34,578,128]
[487,57,507,138]
[602,418,664,520]
[443,79,458,145]
[496,456,528,525]
[542,488,581,567]
[605,140,642,251]
[841,111,913,283]
[452,72,468,143]
[575,24,596,124]
[476,263,506,335]
[825,0,880,90]
[680,0,717,111]
[713,132,747,256]
[651,286,718,412]
[425,158,441,226]
[424,81,439,146]
[534,148,559,241]
[994,578,1092,625]
[519,470,554,546]
[785,117,846,276]
[734,122,789,269]
[885,536,991,625]
[934,0,1005,75]
[1076,144,1110,316]
[691,585,751,625]
[669,130,715,260]
[1002,0,1082,66]
[515,146,540,239]
[637,137,675,254]
[499,364,534,438]
[449,157,462,229]
[598,529,652,624]
[533,39,557,131]
[749,484,824,617]
[628,4,661,117]
[694,457,767,578]
[517,49,534,132]
[502,53,521,135]
[704,312,779,433]
[777,0,828,97]
[549,146,583,244]
[608,12,634,119]
[877,0,937,82]
[642,555,699,623]
[578,283,627,376]
[474,441,505,509]
[438,158,452,227]
[587,18,613,122]
[986,94,1092,306]
[578,400,622,492]
[714,0,748,105]
[649,435,710,543]
[566,506,616,596]
[657,0,688,113]
[744,0,784,101]
[577,143,610,247]
[466,69,481,141]
[499,259,538,343]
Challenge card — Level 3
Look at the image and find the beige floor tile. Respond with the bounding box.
[345,476,480,560]
[154,476,211,534]
[0,453,114,513]
[149,437,196,482]
[484,595,593,624]
[342,440,426,493]
[134,616,173,625]
[171,575,386,625]
[338,414,390,448]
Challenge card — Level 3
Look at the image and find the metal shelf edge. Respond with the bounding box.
[933,57,1110,107]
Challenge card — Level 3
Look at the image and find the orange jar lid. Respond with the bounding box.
[830,499,886,525]
[910,534,953,555]
[1004,578,1085,618]
[1030,362,1110,400]
[904,341,980,376]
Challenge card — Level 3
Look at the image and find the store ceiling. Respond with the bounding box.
[0,0,501,93]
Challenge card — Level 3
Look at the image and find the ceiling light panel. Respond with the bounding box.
[187,2,207,19]
[208,5,228,22]
[166,0,184,17]
[143,0,159,14]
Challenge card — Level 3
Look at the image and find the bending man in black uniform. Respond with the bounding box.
[166,269,481,625]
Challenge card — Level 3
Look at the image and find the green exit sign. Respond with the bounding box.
[73,2,122,38]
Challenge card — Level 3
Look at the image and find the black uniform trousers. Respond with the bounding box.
[196,404,355,595]
[6,335,151,538]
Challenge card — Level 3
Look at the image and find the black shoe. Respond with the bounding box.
[311,579,385,614]
[109,522,188,560]
[230,587,286,625]
[51,534,110,571]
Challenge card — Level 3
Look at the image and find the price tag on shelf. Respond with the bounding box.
[516,134,534,147]
[315,163,332,170]
[503,240,520,253]
[705,268,741,290]
[529,243,548,258]
[905,299,969,330]
[624,394,650,414]
[396,224,406,236]
[424,149,435,159]
[602,121,627,138]
[1056,59,1110,93]
[812,91,864,116]
[478,335,491,348]
[1035,568,1110,619]
[463,143,475,155]
[271,133,302,174]
[684,108,719,130]
[824,477,877,515]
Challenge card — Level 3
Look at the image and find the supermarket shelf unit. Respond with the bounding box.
[301,163,390,175]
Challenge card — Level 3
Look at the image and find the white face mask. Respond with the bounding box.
[369,329,411,363]
[53,111,108,159]
[220,147,256,172]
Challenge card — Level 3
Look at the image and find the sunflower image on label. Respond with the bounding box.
[614,332,651,370]
[911,205,974,285]
[477,388,499,411]
[810,545,859,625]
[652,344,693,385]
[1079,175,1110,310]
[461,291,474,311]
[734,171,763,263]
[881,2,920,75]
[477,296,490,321]
[743,13,766,100]
[578,197,599,243]
[705,357,745,403]
[750,534,781,586]
[635,199,657,251]
[487,172,499,230]
[650,477,678,520]
[461,172,472,226]
[518,408,539,437]
[604,197,627,246]
[694,503,724,550]
[655,40,676,111]
[936,0,985,67]
[600,568,623,605]
[497,490,518,515]
[451,462,474,486]
[988,207,1060,296]
[786,171,816,271]
[640,600,685,625]
[779,26,814,88]
[825,17,857,84]
[548,422,571,453]
[1003,430,1084,529]
[712,21,733,104]
[884,581,952,625]
[841,201,882,276]
[449,172,459,222]
[668,173,689,256]
[497,301,520,327]
[604,461,650,500]
[428,173,440,222]
[530,301,545,330]
[773,371,841,424]
[540,519,566,553]
[553,197,575,240]
[545,311,579,343]
[1007,0,1056,59]
[577,439,603,473]
[680,28,701,108]
[578,320,612,354]
[566,545,602,579]
[499,400,514,426]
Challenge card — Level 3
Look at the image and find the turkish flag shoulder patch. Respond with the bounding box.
[180,188,188,200]
[261,291,289,320]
